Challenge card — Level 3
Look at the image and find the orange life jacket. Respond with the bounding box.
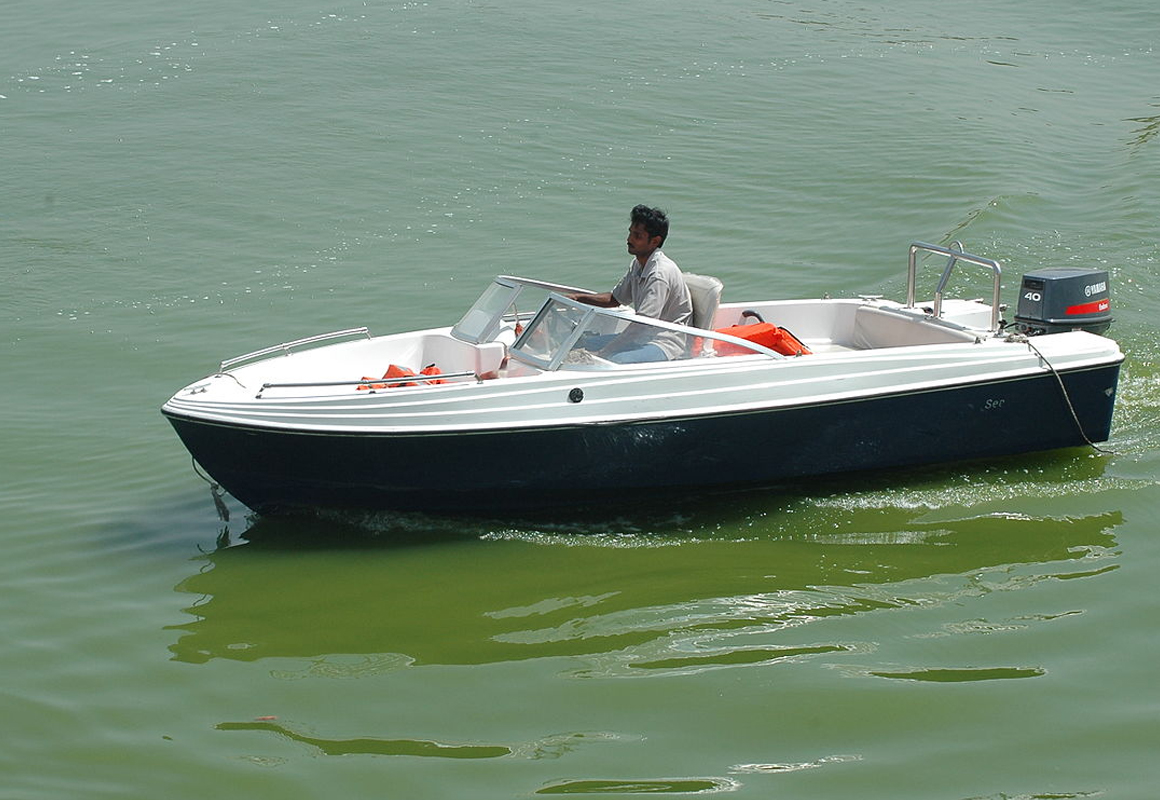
[357,363,445,390]
[714,322,811,357]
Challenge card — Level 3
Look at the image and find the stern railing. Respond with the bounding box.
[906,242,1003,332]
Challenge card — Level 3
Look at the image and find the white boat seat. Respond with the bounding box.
[683,273,724,357]
[684,273,723,330]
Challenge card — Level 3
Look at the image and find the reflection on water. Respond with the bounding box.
[217,720,512,758]
[536,777,740,795]
[630,644,850,672]
[216,722,630,761]
[1127,108,1160,150]
[169,467,1123,679]
[869,667,1045,683]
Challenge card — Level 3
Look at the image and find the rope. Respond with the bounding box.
[191,457,230,522]
[1008,333,1116,456]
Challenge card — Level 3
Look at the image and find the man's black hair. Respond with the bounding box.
[631,205,669,245]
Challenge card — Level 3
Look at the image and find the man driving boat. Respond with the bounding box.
[569,205,693,363]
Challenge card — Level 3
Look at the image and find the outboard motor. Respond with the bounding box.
[1013,267,1112,336]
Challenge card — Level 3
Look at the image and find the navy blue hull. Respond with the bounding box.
[163,364,1120,514]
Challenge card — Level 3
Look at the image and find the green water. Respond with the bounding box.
[4,0,1160,797]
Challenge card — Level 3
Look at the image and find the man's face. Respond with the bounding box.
[627,223,660,261]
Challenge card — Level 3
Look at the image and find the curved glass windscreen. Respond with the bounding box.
[451,281,520,343]
[451,277,593,345]
[511,294,778,370]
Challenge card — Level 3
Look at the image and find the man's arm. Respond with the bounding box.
[568,291,620,308]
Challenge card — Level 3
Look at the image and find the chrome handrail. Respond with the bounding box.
[256,371,479,398]
[219,327,372,372]
[906,242,1002,332]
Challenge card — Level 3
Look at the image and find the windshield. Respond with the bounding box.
[452,281,518,343]
[512,298,590,363]
[511,293,782,370]
[451,276,593,344]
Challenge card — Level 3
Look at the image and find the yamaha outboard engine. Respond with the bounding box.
[1013,267,1112,336]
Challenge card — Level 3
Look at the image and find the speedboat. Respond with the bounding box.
[161,242,1123,515]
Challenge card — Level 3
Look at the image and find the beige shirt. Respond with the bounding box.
[610,250,693,359]
[611,249,692,326]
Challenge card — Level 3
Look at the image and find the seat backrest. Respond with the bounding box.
[683,273,723,329]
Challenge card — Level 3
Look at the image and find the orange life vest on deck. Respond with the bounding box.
[357,364,445,390]
[714,322,811,357]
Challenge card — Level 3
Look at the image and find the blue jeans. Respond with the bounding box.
[581,334,667,364]
[608,343,667,363]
